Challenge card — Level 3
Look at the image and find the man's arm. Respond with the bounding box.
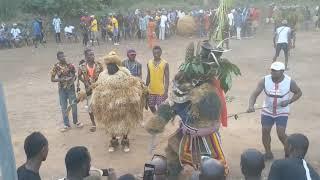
[138,63,142,79]
[146,64,150,86]
[247,79,264,112]
[289,80,302,104]
[164,63,169,96]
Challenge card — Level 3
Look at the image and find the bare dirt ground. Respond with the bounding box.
[1,29,320,179]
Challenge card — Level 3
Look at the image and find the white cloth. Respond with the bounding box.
[228,12,234,26]
[10,28,21,38]
[160,15,168,27]
[302,159,312,180]
[159,26,165,40]
[236,27,241,40]
[276,26,291,44]
[52,17,61,33]
[64,26,74,34]
[263,74,291,117]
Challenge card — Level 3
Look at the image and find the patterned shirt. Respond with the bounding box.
[122,59,142,77]
[78,61,103,88]
[50,62,76,89]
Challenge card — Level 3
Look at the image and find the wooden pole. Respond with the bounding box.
[0,83,18,180]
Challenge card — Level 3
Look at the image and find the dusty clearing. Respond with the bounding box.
[1,29,320,179]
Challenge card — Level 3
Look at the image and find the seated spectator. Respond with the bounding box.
[268,133,320,180]
[17,132,49,180]
[64,25,77,42]
[191,157,225,180]
[241,149,265,180]
[59,146,117,180]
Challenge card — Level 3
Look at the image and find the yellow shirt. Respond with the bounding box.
[112,17,119,29]
[107,24,113,32]
[148,59,167,95]
[91,19,98,32]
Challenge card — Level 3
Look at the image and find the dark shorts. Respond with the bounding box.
[275,43,289,58]
[261,114,288,128]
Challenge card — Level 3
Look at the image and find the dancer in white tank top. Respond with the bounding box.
[247,62,302,160]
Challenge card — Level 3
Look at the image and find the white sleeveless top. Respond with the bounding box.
[262,74,291,117]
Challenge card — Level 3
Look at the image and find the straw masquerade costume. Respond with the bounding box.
[90,51,148,153]
[145,40,241,178]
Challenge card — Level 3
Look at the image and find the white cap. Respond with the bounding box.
[270,62,285,71]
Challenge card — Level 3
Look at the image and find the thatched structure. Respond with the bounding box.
[177,15,197,36]
[91,67,148,136]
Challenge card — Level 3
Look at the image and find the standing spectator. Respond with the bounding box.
[234,9,242,40]
[90,15,99,46]
[100,15,108,42]
[51,51,83,132]
[10,23,22,47]
[139,13,147,39]
[77,49,104,132]
[32,18,44,48]
[159,12,167,40]
[0,25,10,48]
[198,10,205,38]
[123,14,131,40]
[80,12,91,46]
[52,14,62,43]
[122,49,142,78]
[273,20,291,69]
[251,7,260,35]
[116,12,124,41]
[228,9,235,37]
[241,149,265,180]
[147,17,156,48]
[17,132,48,180]
[268,133,320,180]
[146,46,169,113]
[111,15,120,45]
[315,6,320,30]
[303,6,311,31]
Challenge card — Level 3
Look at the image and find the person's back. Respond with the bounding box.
[241,149,265,180]
[269,158,319,180]
[17,132,48,180]
[268,133,320,180]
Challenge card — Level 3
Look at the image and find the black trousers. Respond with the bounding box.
[55,33,61,43]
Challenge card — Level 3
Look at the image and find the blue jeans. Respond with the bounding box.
[59,85,78,126]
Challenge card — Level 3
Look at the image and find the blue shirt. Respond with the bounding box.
[32,21,41,36]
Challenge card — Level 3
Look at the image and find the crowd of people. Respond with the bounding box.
[17,131,319,180]
[1,4,320,50]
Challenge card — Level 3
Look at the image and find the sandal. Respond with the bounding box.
[60,126,70,132]
[90,125,96,132]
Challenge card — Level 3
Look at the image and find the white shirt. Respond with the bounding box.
[52,17,61,33]
[262,74,291,117]
[64,26,74,33]
[276,26,291,44]
[160,15,168,27]
[10,28,21,38]
[228,12,234,26]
